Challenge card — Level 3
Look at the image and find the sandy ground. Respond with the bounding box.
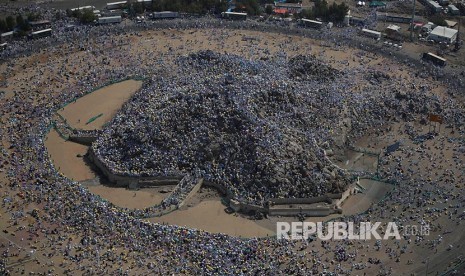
[58,79,142,130]
[149,199,275,238]
[88,186,168,210]
[342,179,393,215]
[44,129,96,181]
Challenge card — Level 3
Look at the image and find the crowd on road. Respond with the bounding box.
[0,6,465,275]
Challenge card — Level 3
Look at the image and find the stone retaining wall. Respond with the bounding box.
[87,148,183,187]
[89,147,355,216]
[269,207,334,217]
[69,136,97,145]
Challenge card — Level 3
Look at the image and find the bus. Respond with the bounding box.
[70,6,95,12]
[422,52,446,67]
[361,28,382,40]
[299,19,323,29]
[29,28,52,39]
[150,11,179,20]
[98,16,122,24]
[106,1,127,10]
[221,12,247,20]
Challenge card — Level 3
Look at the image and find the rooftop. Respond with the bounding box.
[387,25,401,31]
[430,26,458,38]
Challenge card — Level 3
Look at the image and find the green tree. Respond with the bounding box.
[71,9,82,19]
[65,9,73,17]
[298,8,313,19]
[55,11,63,20]
[165,0,182,12]
[79,9,97,24]
[5,16,15,31]
[265,5,273,15]
[430,15,447,27]
[327,2,347,22]
[0,19,6,32]
[16,14,31,33]
[241,0,261,15]
[133,2,144,14]
[214,0,229,14]
[27,12,41,22]
[16,14,24,26]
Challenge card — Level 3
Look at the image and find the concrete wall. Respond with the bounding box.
[89,149,356,217]
[270,196,334,205]
[269,207,333,216]
[69,136,97,145]
[334,183,357,209]
[203,180,231,197]
[87,148,182,187]
[178,178,204,208]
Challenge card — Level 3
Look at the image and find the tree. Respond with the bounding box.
[240,0,261,15]
[16,14,30,33]
[5,16,15,31]
[313,0,328,20]
[16,14,24,26]
[132,2,144,14]
[79,9,97,24]
[430,15,447,27]
[27,12,41,22]
[0,19,6,32]
[311,0,347,22]
[151,1,164,12]
[214,0,229,14]
[327,2,347,22]
[65,9,73,17]
[71,10,82,19]
[55,11,63,20]
[265,5,273,15]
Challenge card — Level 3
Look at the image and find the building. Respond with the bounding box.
[426,0,443,13]
[376,12,418,23]
[274,2,303,14]
[428,26,458,44]
[385,25,403,41]
[448,4,460,15]
[344,13,366,26]
[438,0,449,5]
[273,8,288,15]
[444,20,457,28]
[421,22,436,34]
[369,1,386,8]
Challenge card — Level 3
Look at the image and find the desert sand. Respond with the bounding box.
[58,79,143,130]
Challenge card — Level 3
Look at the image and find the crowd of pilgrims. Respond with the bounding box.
[0,4,465,275]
